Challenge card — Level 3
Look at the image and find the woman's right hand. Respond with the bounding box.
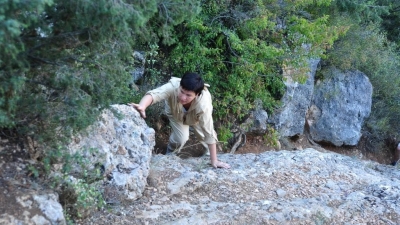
[128,94,153,119]
[128,103,146,118]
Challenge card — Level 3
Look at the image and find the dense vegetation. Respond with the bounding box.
[1,0,399,146]
[1,0,400,161]
[1,0,400,220]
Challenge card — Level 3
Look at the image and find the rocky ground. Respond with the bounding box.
[81,131,399,224]
[0,138,65,225]
[0,130,398,225]
[81,148,400,225]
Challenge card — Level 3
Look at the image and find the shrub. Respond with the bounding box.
[166,0,344,137]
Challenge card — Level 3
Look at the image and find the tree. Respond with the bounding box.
[379,0,400,46]
[0,0,199,146]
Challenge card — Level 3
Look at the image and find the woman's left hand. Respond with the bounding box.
[212,160,231,169]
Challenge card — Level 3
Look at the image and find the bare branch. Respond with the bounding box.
[22,28,89,41]
[27,54,60,66]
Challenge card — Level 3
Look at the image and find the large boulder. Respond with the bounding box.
[270,58,320,137]
[67,104,155,201]
[308,69,372,146]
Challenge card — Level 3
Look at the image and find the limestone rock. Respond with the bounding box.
[67,104,155,201]
[0,189,65,225]
[309,69,372,146]
[270,58,320,137]
[82,149,400,224]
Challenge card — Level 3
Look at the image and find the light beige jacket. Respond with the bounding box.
[146,77,218,144]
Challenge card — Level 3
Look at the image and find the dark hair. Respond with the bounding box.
[180,72,204,95]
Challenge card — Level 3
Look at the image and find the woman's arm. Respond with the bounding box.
[208,143,230,169]
[128,94,153,118]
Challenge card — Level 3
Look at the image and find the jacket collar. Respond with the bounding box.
[170,77,209,112]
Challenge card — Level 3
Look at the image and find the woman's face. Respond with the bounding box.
[178,86,196,106]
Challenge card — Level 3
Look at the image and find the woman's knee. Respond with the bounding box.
[177,134,189,146]
[170,132,189,146]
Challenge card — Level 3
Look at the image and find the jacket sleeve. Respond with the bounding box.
[146,82,175,105]
[198,102,218,145]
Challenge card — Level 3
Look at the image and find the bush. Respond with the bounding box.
[0,0,199,147]
[166,0,343,130]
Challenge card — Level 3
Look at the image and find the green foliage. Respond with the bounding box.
[61,177,105,219]
[330,0,390,24]
[142,43,170,88]
[146,0,201,45]
[0,0,202,149]
[0,0,356,146]
[0,0,53,127]
[285,0,400,145]
[263,126,280,148]
[0,72,24,127]
[167,0,342,132]
[39,146,106,220]
[0,0,53,65]
[379,1,400,47]
[27,165,40,178]
[0,1,145,145]
[318,0,400,46]
[217,124,233,144]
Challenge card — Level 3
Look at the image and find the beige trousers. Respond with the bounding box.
[167,115,209,153]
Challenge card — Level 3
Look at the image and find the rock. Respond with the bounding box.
[0,190,65,225]
[240,99,269,135]
[131,51,145,84]
[276,189,286,197]
[270,58,320,137]
[308,68,372,146]
[67,104,155,202]
[82,148,400,224]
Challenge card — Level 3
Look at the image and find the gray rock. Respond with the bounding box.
[67,104,155,201]
[240,99,269,135]
[0,190,66,225]
[270,58,320,137]
[33,193,65,224]
[131,51,145,84]
[276,188,286,197]
[82,148,400,224]
[308,69,372,146]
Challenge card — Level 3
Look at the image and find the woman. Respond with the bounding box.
[129,72,230,169]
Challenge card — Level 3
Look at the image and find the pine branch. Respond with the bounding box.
[27,54,60,66]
